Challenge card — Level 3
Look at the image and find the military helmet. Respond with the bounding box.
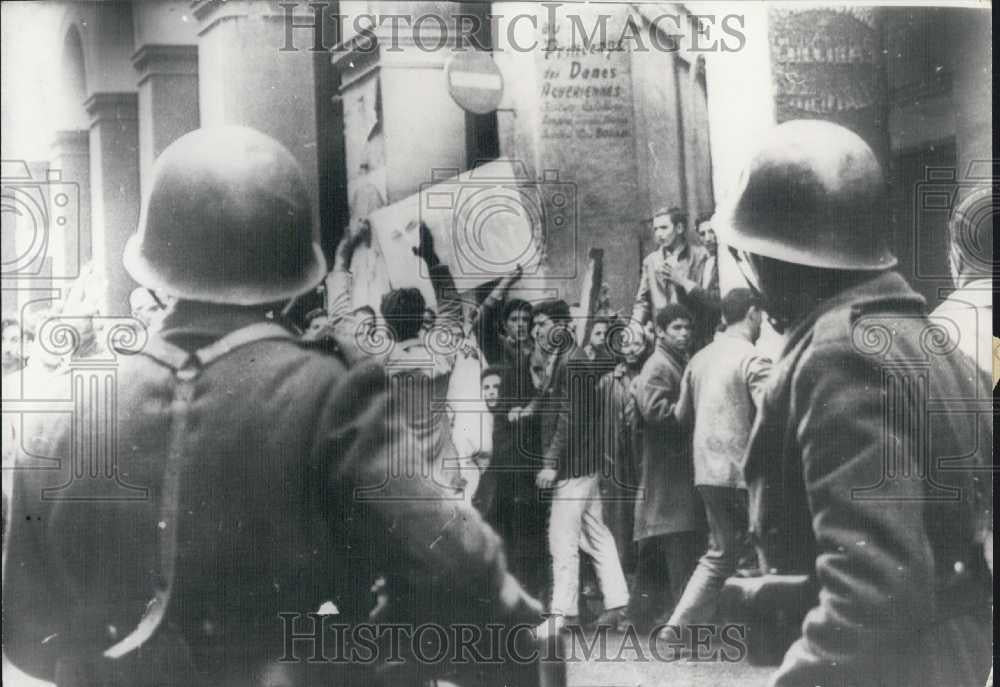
[124,126,326,305]
[717,120,897,271]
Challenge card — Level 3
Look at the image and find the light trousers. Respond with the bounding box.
[548,473,630,616]
[667,485,748,628]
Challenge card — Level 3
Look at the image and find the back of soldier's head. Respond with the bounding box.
[125,125,325,307]
[381,288,426,341]
[720,120,895,273]
[720,288,759,326]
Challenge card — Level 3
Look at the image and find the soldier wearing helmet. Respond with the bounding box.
[3,126,543,686]
[719,120,992,686]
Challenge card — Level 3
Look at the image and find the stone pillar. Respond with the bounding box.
[132,45,200,196]
[703,6,888,355]
[333,1,477,214]
[85,93,141,316]
[49,130,92,276]
[706,5,888,292]
[947,9,992,181]
[193,0,324,225]
[768,7,888,165]
[493,2,642,307]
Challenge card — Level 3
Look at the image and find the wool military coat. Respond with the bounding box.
[744,271,993,687]
[3,308,537,686]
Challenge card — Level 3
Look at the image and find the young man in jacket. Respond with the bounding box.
[527,299,630,634]
[627,303,704,630]
[666,289,771,633]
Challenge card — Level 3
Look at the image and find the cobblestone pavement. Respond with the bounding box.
[562,627,774,687]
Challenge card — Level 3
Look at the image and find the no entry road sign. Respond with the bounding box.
[445,51,504,115]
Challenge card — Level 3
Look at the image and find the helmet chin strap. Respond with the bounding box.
[728,247,790,335]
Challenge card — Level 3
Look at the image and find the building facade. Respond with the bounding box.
[1,1,992,321]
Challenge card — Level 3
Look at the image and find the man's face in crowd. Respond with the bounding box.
[303,315,330,342]
[589,322,608,349]
[422,307,436,333]
[506,308,531,343]
[652,213,676,248]
[657,317,691,353]
[129,289,166,329]
[698,220,718,256]
[2,323,23,370]
[621,335,645,367]
[481,374,501,409]
[531,314,556,351]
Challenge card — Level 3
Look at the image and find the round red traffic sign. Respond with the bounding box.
[445,51,504,115]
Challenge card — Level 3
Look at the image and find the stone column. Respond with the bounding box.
[85,93,141,316]
[193,0,325,224]
[768,7,888,164]
[49,130,92,276]
[947,9,992,181]
[493,2,642,308]
[132,44,200,196]
[706,5,888,295]
[333,1,478,213]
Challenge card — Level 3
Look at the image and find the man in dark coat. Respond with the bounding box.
[2,127,542,687]
[627,304,703,629]
[478,366,551,601]
[520,300,629,633]
[722,120,993,687]
[595,325,647,574]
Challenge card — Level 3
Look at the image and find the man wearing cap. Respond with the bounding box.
[720,120,992,686]
[3,126,542,687]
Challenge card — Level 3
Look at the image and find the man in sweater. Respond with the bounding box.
[529,300,630,633]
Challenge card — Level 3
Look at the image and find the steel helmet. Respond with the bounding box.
[717,120,897,271]
[124,126,326,305]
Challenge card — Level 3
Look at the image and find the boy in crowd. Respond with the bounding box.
[628,304,703,630]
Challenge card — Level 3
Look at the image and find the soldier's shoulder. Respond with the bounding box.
[809,299,862,352]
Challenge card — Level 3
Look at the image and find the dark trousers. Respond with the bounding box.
[628,531,701,627]
[667,485,749,627]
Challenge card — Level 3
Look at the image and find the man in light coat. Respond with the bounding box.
[666,289,771,633]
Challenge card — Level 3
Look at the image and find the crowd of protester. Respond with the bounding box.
[272,203,783,640]
[2,122,992,687]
